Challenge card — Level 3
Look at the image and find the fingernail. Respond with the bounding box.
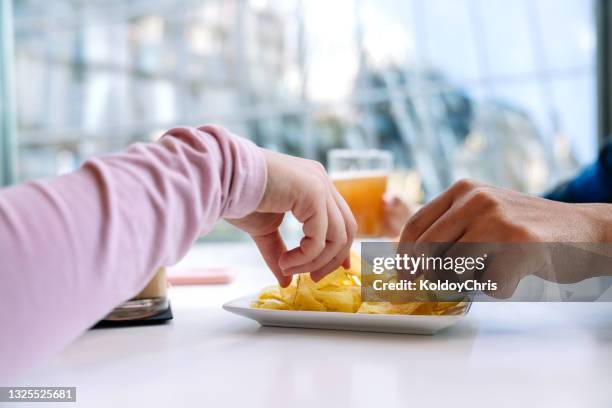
[342,258,351,269]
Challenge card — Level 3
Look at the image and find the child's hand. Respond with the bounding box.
[382,194,415,238]
[228,149,357,287]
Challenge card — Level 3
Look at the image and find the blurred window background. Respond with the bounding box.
[0,0,604,238]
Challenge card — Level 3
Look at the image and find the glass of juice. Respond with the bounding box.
[328,149,393,237]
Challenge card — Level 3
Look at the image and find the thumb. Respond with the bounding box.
[252,230,292,287]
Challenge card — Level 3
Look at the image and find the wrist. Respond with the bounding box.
[255,149,297,214]
[198,125,267,220]
[257,149,274,212]
[577,203,612,242]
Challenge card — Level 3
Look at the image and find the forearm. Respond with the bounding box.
[0,125,266,381]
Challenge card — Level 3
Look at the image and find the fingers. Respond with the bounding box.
[415,203,475,244]
[399,179,477,243]
[309,187,357,280]
[278,177,357,280]
[400,189,454,243]
[310,186,357,282]
[281,199,347,275]
[331,187,357,269]
[310,252,350,282]
[253,230,292,287]
[252,151,357,282]
[278,194,328,270]
[396,180,478,279]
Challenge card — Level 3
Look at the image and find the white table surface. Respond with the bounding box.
[11,243,612,408]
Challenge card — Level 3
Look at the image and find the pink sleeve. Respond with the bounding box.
[0,125,266,381]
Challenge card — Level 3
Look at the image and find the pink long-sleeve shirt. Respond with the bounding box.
[0,125,266,382]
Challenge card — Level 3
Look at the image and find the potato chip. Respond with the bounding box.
[251,298,291,310]
[251,251,469,316]
[356,301,420,315]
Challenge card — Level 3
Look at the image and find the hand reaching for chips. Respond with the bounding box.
[251,251,469,316]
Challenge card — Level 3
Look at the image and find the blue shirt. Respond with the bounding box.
[545,141,612,203]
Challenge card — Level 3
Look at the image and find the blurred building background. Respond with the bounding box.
[0,0,603,236]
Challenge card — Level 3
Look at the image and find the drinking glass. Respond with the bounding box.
[328,149,393,237]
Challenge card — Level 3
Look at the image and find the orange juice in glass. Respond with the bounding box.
[328,149,393,237]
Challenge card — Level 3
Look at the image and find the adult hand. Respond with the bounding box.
[228,149,357,287]
[398,179,611,297]
[400,179,606,243]
[382,194,416,238]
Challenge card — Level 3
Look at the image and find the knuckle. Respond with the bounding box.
[468,188,498,209]
[452,178,477,194]
[309,160,326,174]
[303,236,325,254]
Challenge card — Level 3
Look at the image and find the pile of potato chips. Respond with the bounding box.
[251,251,468,316]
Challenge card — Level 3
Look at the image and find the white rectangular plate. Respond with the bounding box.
[223,295,466,335]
